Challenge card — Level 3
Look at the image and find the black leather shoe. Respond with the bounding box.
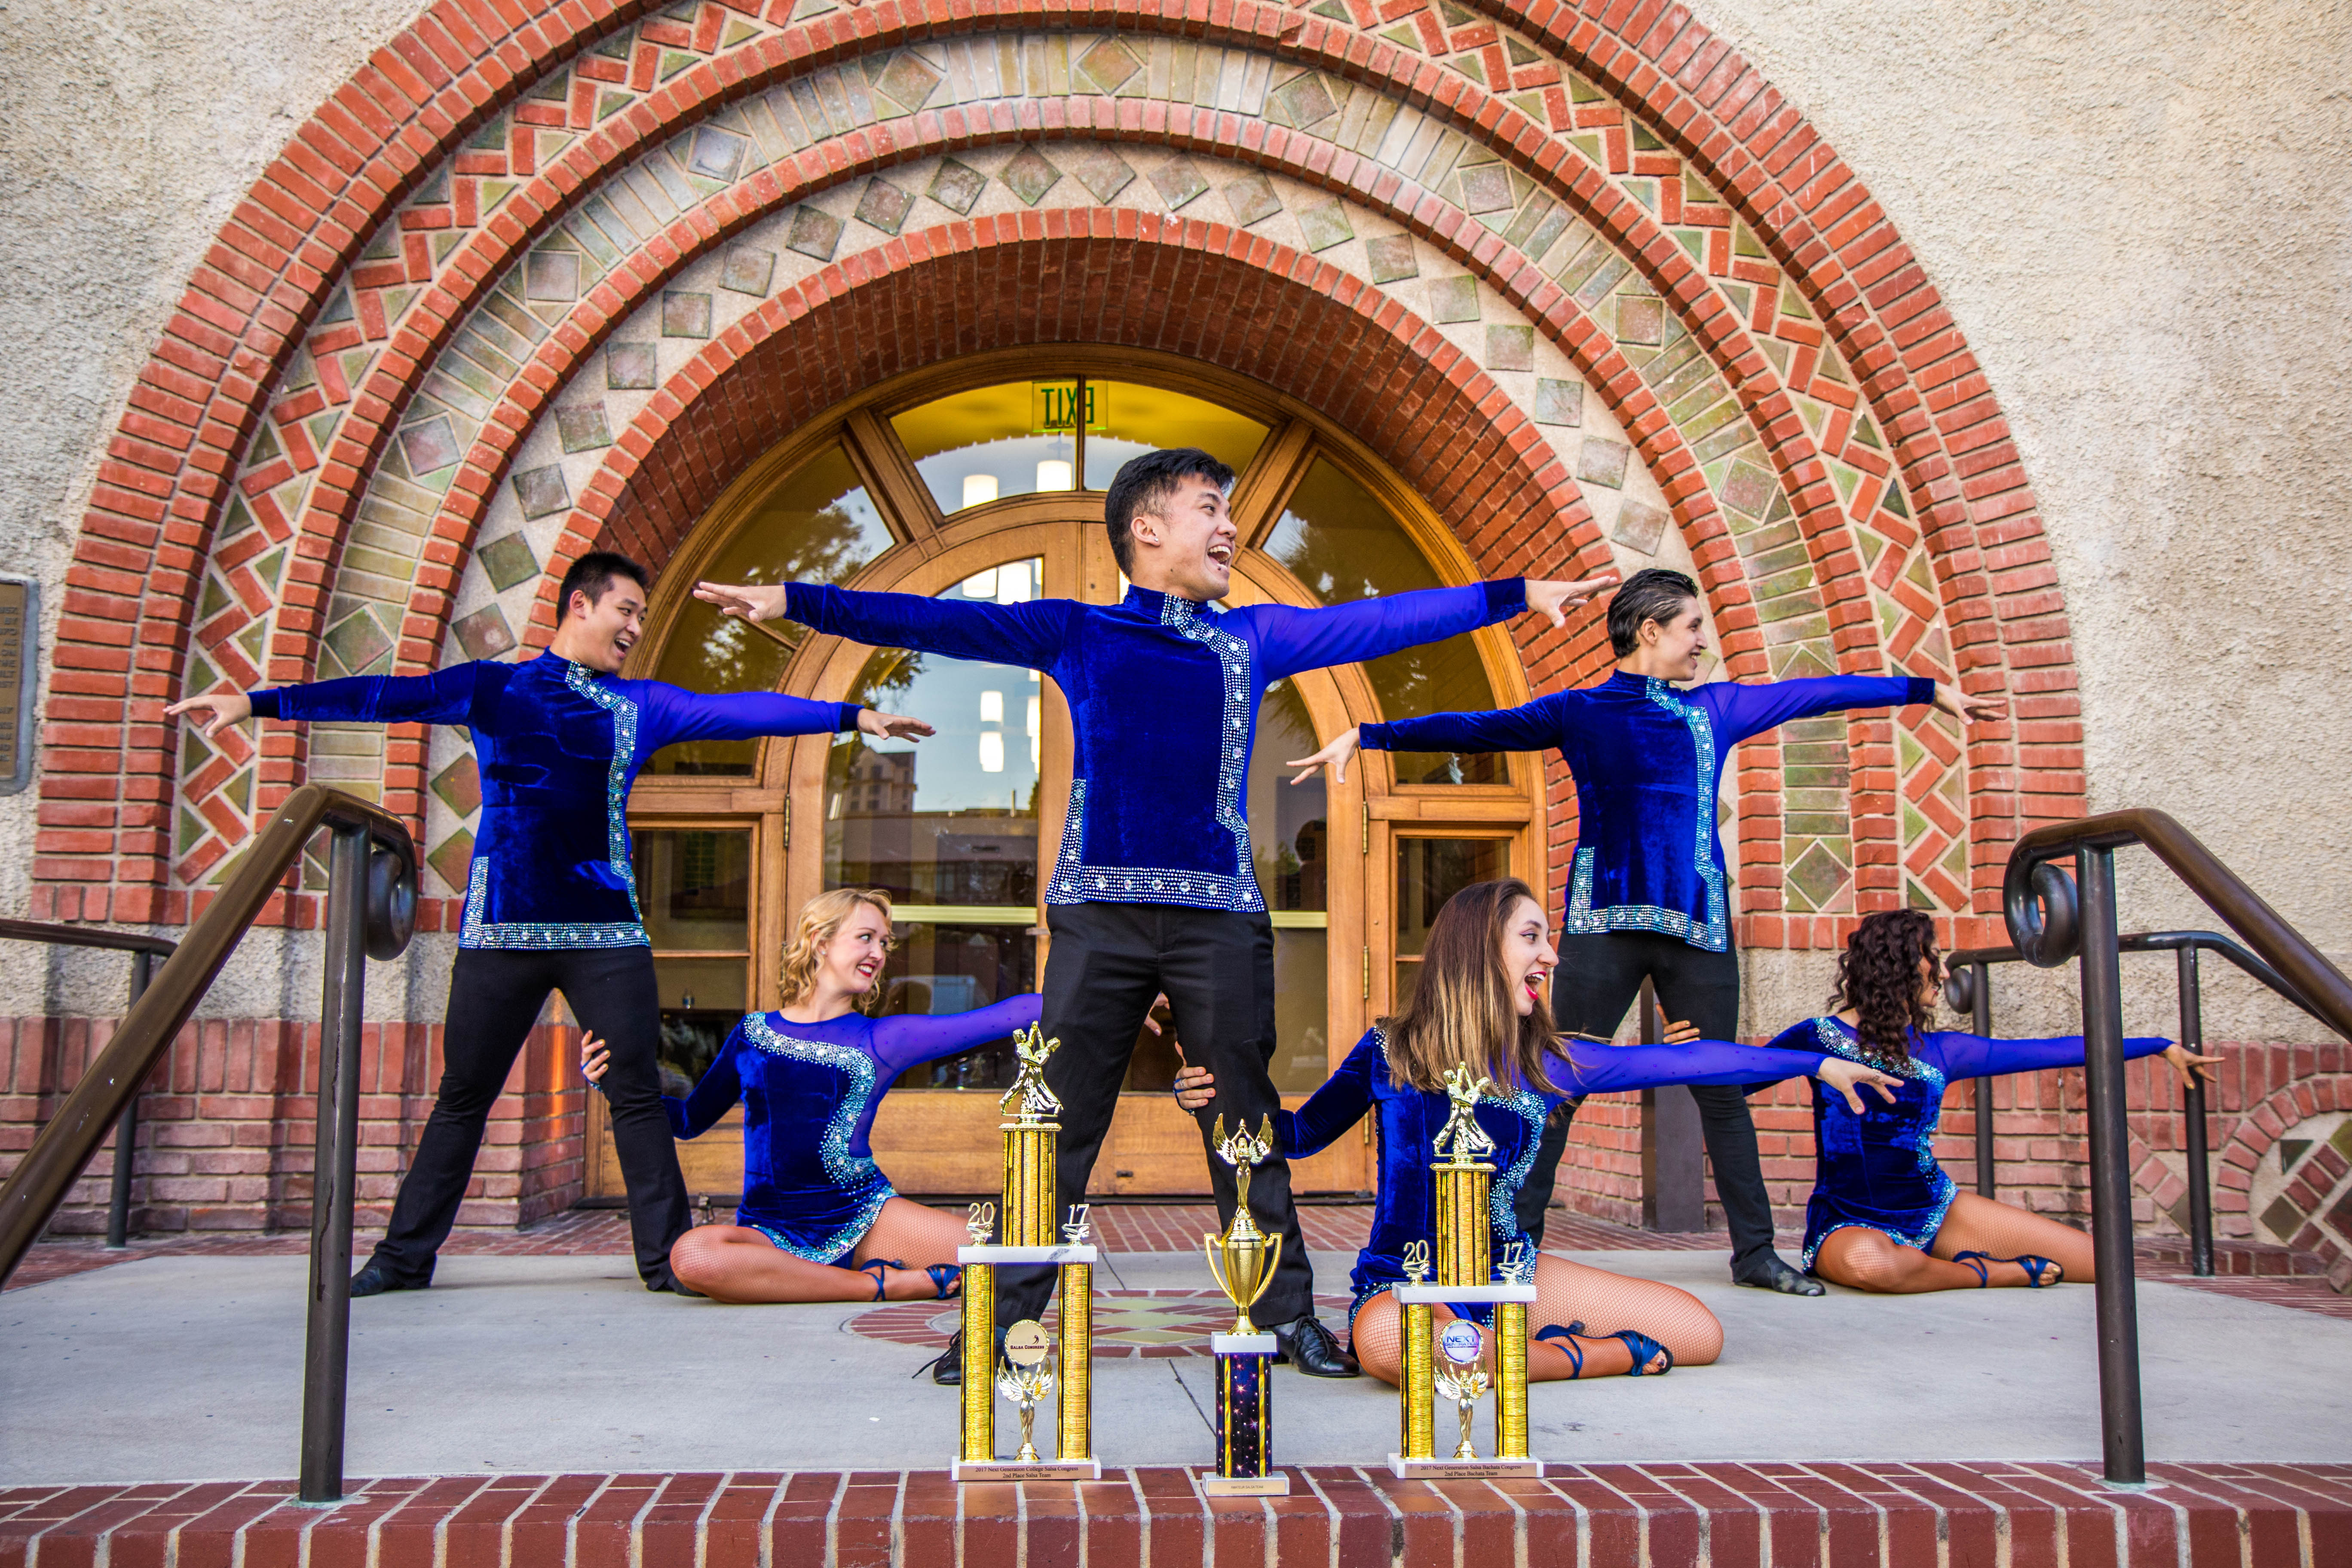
[926,1328,965,1385]
[647,1274,704,1296]
[1270,1314,1361,1378]
[349,1262,424,1298]
[1733,1254,1825,1297]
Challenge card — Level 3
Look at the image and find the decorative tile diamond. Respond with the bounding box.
[430,752,482,818]
[661,291,713,338]
[1062,146,1135,203]
[1577,438,1630,488]
[426,829,476,894]
[927,159,987,215]
[1219,172,1281,227]
[720,247,776,295]
[787,206,843,260]
[322,612,392,677]
[688,127,750,183]
[873,51,943,110]
[606,343,657,389]
[512,465,570,519]
[1148,158,1209,210]
[1075,38,1142,94]
[1785,839,1852,911]
[1534,378,1581,426]
[1296,202,1354,253]
[398,417,461,476]
[853,178,914,235]
[1613,498,1669,555]
[1365,234,1418,284]
[554,404,611,453]
[524,251,580,302]
[453,603,518,661]
[1486,325,1533,371]
[476,532,541,591]
[1001,147,1062,207]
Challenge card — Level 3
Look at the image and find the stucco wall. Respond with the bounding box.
[1,0,2345,1039]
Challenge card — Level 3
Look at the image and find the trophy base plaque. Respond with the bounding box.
[952,1458,1103,1482]
[1200,1472,1290,1497]
[1388,1455,1545,1479]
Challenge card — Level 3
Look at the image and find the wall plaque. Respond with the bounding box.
[0,577,36,795]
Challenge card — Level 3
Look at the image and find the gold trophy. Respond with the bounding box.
[1200,1115,1287,1496]
[1390,1067,1544,1477]
[952,1025,1100,1481]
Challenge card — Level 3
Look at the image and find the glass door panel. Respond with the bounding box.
[1084,380,1269,489]
[632,827,753,1096]
[1390,835,1510,1011]
[1255,678,1332,1092]
[891,384,1080,514]
[1262,459,1504,785]
[824,558,1047,1089]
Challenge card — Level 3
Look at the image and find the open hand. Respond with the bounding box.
[1818,1057,1903,1115]
[164,691,253,736]
[1932,681,2006,726]
[581,1031,610,1086]
[692,582,789,623]
[1525,573,1620,629]
[1142,993,1174,1039]
[1172,1062,1215,1112]
[2163,1044,2223,1087]
[858,708,935,743]
[1660,1016,1702,1045]
[1288,725,1361,785]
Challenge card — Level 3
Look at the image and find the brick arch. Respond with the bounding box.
[39,0,2078,936]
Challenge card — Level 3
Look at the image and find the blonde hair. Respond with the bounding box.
[1382,878,1560,1096]
[779,888,895,1009]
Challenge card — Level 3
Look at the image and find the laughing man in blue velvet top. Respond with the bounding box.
[694,447,1615,1379]
[1288,566,2007,1297]
[168,551,931,1298]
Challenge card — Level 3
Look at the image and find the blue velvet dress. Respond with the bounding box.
[665,995,1043,1261]
[1359,671,1934,951]
[1771,1015,2172,1270]
[1277,1027,1839,1325]
[783,580,1524,913]
[250,653,858,948]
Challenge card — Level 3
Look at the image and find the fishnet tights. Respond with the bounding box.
[1815,1191,2096,1292]
[1350,1255,1722,1385]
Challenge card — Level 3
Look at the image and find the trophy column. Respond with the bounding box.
[1390,1066,1544,1479]
[1200,1116,1288,1497]
[951,1026,1102,1482]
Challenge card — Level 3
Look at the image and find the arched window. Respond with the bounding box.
[608,353,1542,1199]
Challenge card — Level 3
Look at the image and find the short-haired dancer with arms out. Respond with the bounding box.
[167,552,934,1296]
[1288,567,2007,1296]
[695,447,1616,1378]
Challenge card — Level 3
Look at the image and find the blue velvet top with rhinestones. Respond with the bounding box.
[1774,1015,2171,1271]
[1279,1026,1838,1319]
[248,652,858,949]
[783,579,1525,913]
[1359,670,1935,951]
[663,995,1043,1263]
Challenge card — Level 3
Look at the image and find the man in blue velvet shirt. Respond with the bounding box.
[696,449,1614,1376]
[1289,567,2006,1295]
[168,552,932,1296]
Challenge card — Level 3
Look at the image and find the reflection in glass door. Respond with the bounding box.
[632,827,754,1096]
[824,558,1047,1089]
[1391,836,1511,1009]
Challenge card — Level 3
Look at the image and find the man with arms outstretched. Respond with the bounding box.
[170,551,933,1295]
[697,448,1614,1374]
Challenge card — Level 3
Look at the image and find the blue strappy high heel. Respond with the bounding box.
[926,1264,963,1300]
[857,1258,905,1300]
[1535,1320,1675,1378]
[1952,1250,2063,1288]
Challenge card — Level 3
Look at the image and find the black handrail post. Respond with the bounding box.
[2177,944,2214,1277]
[300,824,371,1504]
[1971,960,1995,1199]
[106,949,156,1250]
[2076,845,2145,1483]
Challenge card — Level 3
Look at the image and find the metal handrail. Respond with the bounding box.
[0,921,177,1246]
[0,784,417,1502]
[1995,809,2352,1486]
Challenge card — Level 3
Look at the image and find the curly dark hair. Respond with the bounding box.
[1829,910,1941,1064]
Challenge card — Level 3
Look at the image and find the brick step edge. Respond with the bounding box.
[2135,1237,2333,1277]
[6,1463,2349,1567]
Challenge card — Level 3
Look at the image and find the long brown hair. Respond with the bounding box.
[1829,909,1939,1064]
[1383,878,1560,1096]
[779,888,895,1010]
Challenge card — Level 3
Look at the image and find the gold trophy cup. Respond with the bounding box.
[1202,1115,1284,1335]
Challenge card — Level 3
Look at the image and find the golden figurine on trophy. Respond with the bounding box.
[1200,1115,1287,1496]
[952,1024,1100,1481]
[1390,1068,1544,1478]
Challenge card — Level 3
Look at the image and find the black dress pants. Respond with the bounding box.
[995,902,1315,1331]
[366,946,689,1289]
[1517,929,1782,1272]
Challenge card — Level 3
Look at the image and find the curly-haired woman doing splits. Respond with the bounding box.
[586,888,1037,1303]
[1776,909,2215,1293]
[1175,879,1901,1382]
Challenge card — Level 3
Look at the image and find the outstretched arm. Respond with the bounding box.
[634,684,931,756]
[1923,1030,2181,1082]
[1556,1040,1903,1113]
[169,664,484,735]
[1704,673,2006,748]
[870,994,1046,1078]
[1274,1030,1385,1158]
[1243,574,1612,682]
[695,581,1072,670]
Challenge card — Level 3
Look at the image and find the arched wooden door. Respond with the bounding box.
[594,350,1545,1198]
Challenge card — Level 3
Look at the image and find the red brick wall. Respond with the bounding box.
[1,1011,588,1238]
